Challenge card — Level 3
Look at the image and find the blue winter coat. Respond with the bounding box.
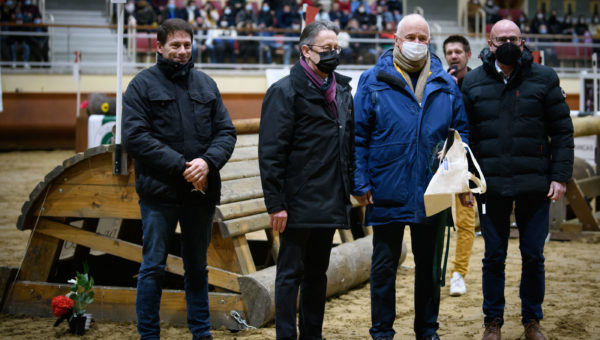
[352,49,470,226]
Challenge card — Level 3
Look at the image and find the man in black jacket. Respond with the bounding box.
[122,18,236,340]
[258,21,354,340]
[461,20,574,340]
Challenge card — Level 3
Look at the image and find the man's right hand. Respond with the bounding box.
[354,190,373,206]
[270,210,288,233]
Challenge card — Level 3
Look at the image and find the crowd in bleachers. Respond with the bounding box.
[0,0,47,68]
[124,0,405,65]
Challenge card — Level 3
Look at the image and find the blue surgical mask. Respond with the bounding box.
[168,3,176,10]
[224,8,231,15]
[539,28,547,34]
[7,1,14,6]
[34,18,41,24]
[25,0,31,5]
[263,6,269,12]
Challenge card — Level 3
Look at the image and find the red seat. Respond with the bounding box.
[136,33,158,54]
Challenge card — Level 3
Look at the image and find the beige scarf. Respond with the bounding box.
[393,45,431,104]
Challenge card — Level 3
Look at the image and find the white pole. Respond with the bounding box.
[593,53,598,113]
[113,0,126,174]
[74,51,81,119]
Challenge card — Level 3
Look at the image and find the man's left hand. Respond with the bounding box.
[547,181,567,201]
[183,158,209,184]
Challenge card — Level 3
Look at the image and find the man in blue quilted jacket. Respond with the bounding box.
[352,14,470,340]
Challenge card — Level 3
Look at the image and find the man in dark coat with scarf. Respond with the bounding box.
[258,20,354,340]
[353,14,470,340]
[461,19,574,340]
[123,18,236,340]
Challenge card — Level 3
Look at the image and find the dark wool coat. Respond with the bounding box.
[123,56,236,204]
[461,47,574,196]
[258,62,354,229]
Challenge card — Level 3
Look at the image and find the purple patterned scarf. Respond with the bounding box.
[299,58,338,117]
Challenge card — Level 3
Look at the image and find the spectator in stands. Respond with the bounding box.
[235,2,256,27]
[483,0,500,24]
[256,21,276,64]
[123,18,235,340]
[29,15,48,65]
[373,4,388,31]
[1,0,15,61]
[220,6,236,27]
[536,23,559,66]
[21,0,40,21]
[238,20,258,63]
[352,2,375,28]
[124,0,136,25]
[10,10,31,68]
[336,0,351,14]
[205,18,237,63]
[229,0,246,17]
[562,14,574,35]
[546,9,562,35]
[513,12,527,32]
[346,17,376,64]
[201,2,220,28]
[185,0,202,27]
[136,1,158,28]
[467,0,481,32]
[530,10,546,34]
[276,4,301,65]
[314,3,330,22]
[574,14,589,36]
[329,2,348,29]
[160,0,187,23]
[258,2,275,27]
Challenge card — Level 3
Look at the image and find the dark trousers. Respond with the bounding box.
[370,223,440,339]
[479,194,549,326]
[275,228,336,340]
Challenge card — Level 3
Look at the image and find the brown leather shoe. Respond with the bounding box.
[524,320,547,340]
[482,318,502,340]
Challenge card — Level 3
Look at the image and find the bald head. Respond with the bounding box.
[489,19,521,39]
[396,14,430,40]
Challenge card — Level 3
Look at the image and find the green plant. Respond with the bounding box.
[67,263,95,316]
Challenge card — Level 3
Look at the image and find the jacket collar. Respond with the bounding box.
[156,53,194,81]
[480,45,533,81]
[290,61,352,100]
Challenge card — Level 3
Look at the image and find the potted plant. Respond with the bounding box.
[51,263,95,335]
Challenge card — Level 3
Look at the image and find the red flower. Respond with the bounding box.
[51,296,74,317]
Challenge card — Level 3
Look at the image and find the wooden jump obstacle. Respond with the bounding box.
[1,118,406,329]
[549,116,600,240]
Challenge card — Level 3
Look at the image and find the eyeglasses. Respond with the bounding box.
[308,44,342,54]
[490,36,522,46]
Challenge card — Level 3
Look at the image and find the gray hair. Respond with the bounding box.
[396,14,430,39]
[299,21,340,48]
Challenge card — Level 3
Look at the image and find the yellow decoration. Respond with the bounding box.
[101,102,109,113]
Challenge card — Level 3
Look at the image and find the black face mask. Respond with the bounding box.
[315,50,340,74]
[495,43,521,66]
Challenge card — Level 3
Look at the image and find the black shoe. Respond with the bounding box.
[193,335,213,340]
[374,337,393,340]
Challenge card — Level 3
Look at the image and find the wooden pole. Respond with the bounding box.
[572,116,600,137]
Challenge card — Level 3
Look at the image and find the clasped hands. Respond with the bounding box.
[183,158,209,192]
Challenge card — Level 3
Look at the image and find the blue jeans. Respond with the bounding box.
[275,228,336,340]
[136,200,215,339]
[479,194,549,326]
[370,223,440,339]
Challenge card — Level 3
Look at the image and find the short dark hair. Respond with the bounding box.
[157,18,194,45]
[299,21,340,48]
[443,35,470,54]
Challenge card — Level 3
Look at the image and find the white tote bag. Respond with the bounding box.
[424,130,486,217]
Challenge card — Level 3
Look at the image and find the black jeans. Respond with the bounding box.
[370,223,440,339]
[275,228,336,340]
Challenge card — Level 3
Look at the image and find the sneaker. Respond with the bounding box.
[482,318,502,340]
[450,272,466,296]
[524,320,547,340]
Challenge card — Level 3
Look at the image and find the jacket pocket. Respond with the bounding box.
[148,90,178,140]
[190,91,216,142]
[368,143,410,204]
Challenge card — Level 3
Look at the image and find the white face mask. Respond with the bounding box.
[401,41,428,61]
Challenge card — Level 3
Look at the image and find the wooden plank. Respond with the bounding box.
[3,281,246,329]
[33,184,140,220]
[220,159,260,181]
[265,228,280,262]
[216,198,265,221]
[576,176,600,198]
[220,176,263,204]
[55,151,136,186]
[229,146,258,162]
[218,213,270,238]
[0,267,18,311]
[207,226,243,274]
[35,218,241,292]
[235,134,258,148]
[566,179,599,231]
[17,230,62,282]
[232,236,256,275]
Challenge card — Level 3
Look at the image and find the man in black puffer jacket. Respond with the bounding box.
[461,20,573,340]
[123,18,236,340]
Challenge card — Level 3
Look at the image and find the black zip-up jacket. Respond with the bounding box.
[258,62,354,229]
[461,47,574,196]
[123,55,236,204]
